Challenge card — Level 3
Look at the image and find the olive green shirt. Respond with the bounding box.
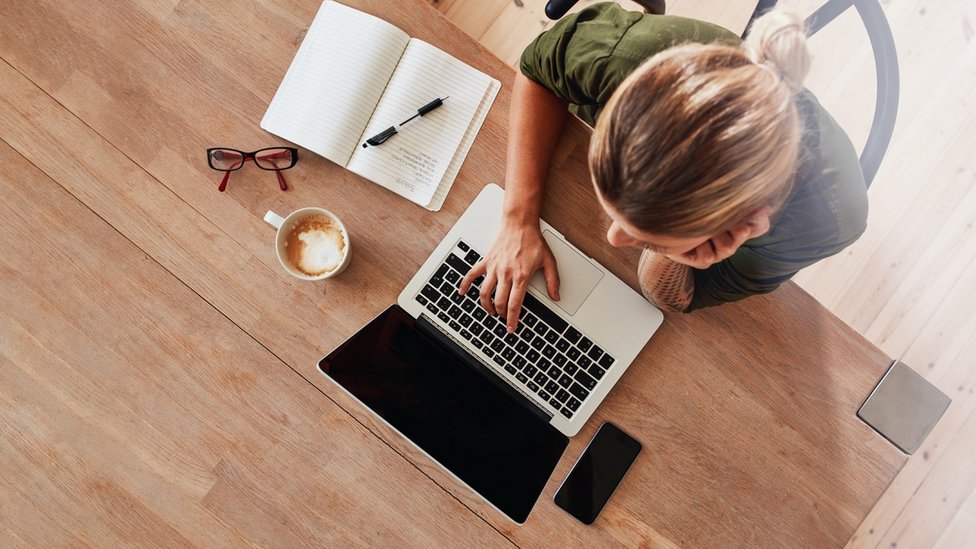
[520,3,868,311]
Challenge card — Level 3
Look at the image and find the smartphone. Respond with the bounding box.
[554,422,642,525]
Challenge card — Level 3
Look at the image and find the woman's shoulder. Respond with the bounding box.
[754,90,869,258]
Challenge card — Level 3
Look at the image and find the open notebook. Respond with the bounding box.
[261,1,500,210]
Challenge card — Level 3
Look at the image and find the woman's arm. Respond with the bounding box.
[459,71,569,332]
[638,252,695,312]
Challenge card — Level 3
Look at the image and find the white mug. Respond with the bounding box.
[264,207,351,280]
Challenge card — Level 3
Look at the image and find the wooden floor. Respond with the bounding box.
[431,0,976,547]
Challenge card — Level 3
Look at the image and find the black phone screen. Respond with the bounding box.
[554,422,642,524]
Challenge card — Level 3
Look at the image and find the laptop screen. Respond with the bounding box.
[318,305,569,524]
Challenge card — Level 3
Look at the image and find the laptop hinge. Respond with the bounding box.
[416,313,554,423]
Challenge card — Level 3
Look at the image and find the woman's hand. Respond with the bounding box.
[459,221,560,333]
[665,207,772,269]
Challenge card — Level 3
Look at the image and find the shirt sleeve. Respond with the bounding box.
[519,3,643,106]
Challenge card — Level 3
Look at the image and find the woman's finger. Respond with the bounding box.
[493,272,512,320]
[459,260,486,296]
[480,270,498,315]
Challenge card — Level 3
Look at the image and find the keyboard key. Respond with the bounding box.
[533,372,548,385]
[564,327,582,344]
[425,303,437,314]
[526,349,540,363]
[555,338,570,352]
[493,355,505,367]
[522,292,569,333]
[416,294,428,306]
[438,297,451,311]
[563,362,578,376]
[466,286,480,300]
[569,383,589,401]
[544,330,559,344]
[567,347,581,360]
[574,369,597,390]
[448,305,462,319]
[457,241,470,252]
[520,331,535,345]
[461,300,475,312]
[493,325,507,338]
[545,380,559,394]
[464,249,481,265]
[599,354,615,369]
[434,264,449,279]
[523,314,538,328]
[515,341,529,354]
[560,408,573,419]
[472,338,483,349]
[550,396,562,408]
[502,347,515,360]
[474,275,485,286]
[484,316,498,330]
[449,320,461,332]
[450,292,464,304]
[503,334,518,347]
[430,276,444,289]
[460,329,472,341]
[556,389,571,403]
[567,398,581,411]
[514,356,527,369]
[538,358,551,370]
[483,347,495,358]
[527,381,539,393]
[445,253,471,276]
[445,270,460,284]
[578,355,592,369]
[539,390,551,401]
[554,354,567,367]
[470,324,484,337]
[533,323,548,337]
[547,365,561,378]
[587,345,604,361]
[524,364,538,377]
[578,337,593,353]
[440,281,455,296]
[589,364,606,380]
[542,345,556,358]
[515,372,528,384]
[438,312,450,324]
[530,337,545,351]
[558,374,573,388]
[479,330,493,344]
[505,365,518,376]
[491,340,505,353]
[473,308,487,321]
[515,323,526,335]
[459,314,473,328]
[421,285,440,301]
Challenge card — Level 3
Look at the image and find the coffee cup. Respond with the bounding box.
[264,208,351,280]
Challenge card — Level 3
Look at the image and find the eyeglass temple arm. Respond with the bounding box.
[218,170,231,192]
[274,169,288,191]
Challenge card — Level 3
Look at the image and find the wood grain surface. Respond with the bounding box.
[0,0,905,546]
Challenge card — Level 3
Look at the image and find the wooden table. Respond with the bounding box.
[0,0,905,546]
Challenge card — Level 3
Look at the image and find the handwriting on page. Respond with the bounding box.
[392,148,439,192]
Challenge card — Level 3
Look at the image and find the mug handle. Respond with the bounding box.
[264,210,285,229]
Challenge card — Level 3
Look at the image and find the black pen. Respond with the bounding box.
[362,97,449,148]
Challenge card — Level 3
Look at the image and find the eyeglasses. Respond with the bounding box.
[206,147,298,192]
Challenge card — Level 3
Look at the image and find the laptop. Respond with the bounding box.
[318,183,662,523]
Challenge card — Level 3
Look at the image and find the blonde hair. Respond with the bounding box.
[589,9,811,237]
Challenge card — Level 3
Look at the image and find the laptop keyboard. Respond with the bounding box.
[414,240,617,420]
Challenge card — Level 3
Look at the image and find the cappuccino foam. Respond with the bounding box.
[285,216,346,276]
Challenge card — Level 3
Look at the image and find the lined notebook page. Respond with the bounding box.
[346,40,495,207]
[260,1,409,167]
[426,77,500,211]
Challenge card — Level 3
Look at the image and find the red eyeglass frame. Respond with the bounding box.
[206,147,299,192]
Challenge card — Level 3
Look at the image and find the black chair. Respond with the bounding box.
[544,0,899,188]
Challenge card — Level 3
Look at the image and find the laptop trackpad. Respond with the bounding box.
[530,230,603,316]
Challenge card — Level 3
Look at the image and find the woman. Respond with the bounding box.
[460,3,868,333]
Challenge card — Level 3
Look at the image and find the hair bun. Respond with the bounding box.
[743,9,811,92]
